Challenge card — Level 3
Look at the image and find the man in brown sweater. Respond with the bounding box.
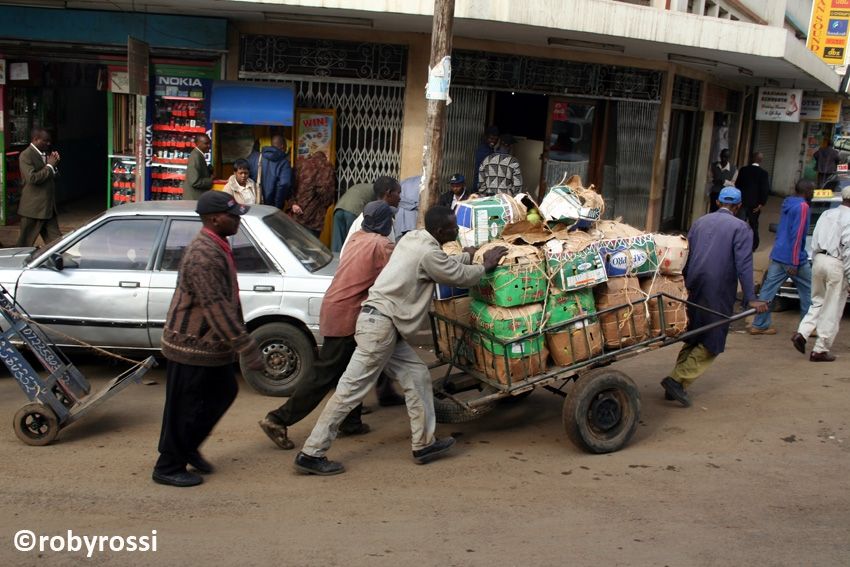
[153,191,264,488]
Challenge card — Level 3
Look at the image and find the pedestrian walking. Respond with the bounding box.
[222,158,259,205]
[708,148,737,213]
[152,191,264,487]
[16,128,61,248]
[439,173,469,211]
[661,187,768,408]
[813,139,841,188]
[259,201,396,450]
[478,133,524,196]
[291,151,336,237]
[331,181,376,252]
[247,134,292,208]
[182,134,213,201]
[791,186,850,362]
[735,152,771,251]
[294,206,507,475]
[750,179,814,335]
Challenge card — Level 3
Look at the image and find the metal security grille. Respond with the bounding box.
[672,76,702,109]
[452,49,662,102]
[608,101,660,227]
[441,88,488,190]
[239,35,407,195]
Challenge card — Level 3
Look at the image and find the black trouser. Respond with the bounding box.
[709,192,720,213]
[154,361,239,475]
[268,336,363,427]
[746,208,760,251]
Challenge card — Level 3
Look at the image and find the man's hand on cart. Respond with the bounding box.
[482,246,508,272]
[749,300,769,313]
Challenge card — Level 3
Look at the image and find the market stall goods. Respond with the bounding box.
[641,275,688,337]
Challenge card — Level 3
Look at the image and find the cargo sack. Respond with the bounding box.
[589,218,644,240]
[456,193,524,247]
[594,277,650,348]
[544,233,608,292]
[469,300,545,356]
[652,234,689,276]
[471,242,548,307]
[432,297,473,363]
[472,341,549,386]
[546,320,604,366]
[597,234,660,278]
[640,275,688,338]
[543,288,596,327]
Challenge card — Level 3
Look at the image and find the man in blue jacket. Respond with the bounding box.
[750,179,814,335]
[247,135,292,208]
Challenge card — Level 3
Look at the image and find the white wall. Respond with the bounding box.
[772,121,806,197]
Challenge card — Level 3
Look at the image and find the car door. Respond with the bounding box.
[14,217,164,348]
[147,218,284,347]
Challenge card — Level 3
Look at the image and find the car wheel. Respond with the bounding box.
[241,322,314,397]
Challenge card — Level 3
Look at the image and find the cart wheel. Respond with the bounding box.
[563,369,640,454]
[433,377,497,424]
[13,403,59,446]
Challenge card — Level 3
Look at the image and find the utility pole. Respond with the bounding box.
[417,0,455,227]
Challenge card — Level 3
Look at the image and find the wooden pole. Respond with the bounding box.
[417,0,455,228]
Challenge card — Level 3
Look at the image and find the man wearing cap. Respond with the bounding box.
[791,186,850,362]
[661,187,768,408]
[439,173,469,211]
[152,191,264,488]
[259,201,396,449]
[478,133,524,196]
[473,126,500,192]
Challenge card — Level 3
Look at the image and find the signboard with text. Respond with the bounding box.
[755,87,803,122]
[821,99,842,122]
[801,96,824,120]
[808,0,850,65]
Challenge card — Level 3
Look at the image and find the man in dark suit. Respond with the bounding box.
[16,128,61,248]
[438,173,468,211]
[734,151,770,251]
[182,134,213,201]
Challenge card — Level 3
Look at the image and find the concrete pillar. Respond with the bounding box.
[646,66,675,232]
[772,121,806,197]
[690,110,715,224]
[399,34,430,179]
[764,0,787,27]
[649,0,666,9]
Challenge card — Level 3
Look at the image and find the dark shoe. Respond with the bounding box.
[294,452,345,476]
[338,422,371,437]
[664,391,674,401]
[749,326,777,335]
[259,415,295,450]
[810,351,836,362]
[412,437,456,465]
[152,470,203,487]
[378,393,406,407]
[187,452,214,474]
[791,333,806,354]
[660,377,691,408]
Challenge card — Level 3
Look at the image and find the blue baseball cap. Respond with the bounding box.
[718,187,742,204]
[449,173,465,185]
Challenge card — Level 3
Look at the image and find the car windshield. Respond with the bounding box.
[262,211,333,272]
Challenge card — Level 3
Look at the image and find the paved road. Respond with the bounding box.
[0,310,848,565]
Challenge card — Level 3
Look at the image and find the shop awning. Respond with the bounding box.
[211,82,295,126]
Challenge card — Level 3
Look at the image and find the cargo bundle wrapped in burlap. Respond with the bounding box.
[640,275,688,337]
[431,297,473,363]
[471,242,548,307]
[538,175,603,227]
[543,288,603,366]
[469,300,548,384]
[544,232,608,292]
[455,193,524,247]
[594,277,649,348]
[652,234,689,276]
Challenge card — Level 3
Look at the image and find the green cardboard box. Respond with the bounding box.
[597,234,660,277]
[455,195,523,247]
[471,261,548,307]
[545,239,608,291]
[470,300,546,357]
[544,288,596,328]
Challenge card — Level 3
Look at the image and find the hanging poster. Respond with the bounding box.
[800,97,824,120]
[755,87,803,122]
[808,0,850,65]
[294,108,336,165]
[820,99,842,122]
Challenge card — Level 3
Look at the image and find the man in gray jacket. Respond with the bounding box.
[295,205,506,475]
[16,128,61,247]
[182,134,212,201]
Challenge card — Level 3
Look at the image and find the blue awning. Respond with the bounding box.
[211,82,295,126]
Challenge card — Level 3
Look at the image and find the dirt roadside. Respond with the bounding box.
[0,310,848,566]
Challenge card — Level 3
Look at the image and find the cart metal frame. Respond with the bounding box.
[430,292,753,452]
[0,284,155,445]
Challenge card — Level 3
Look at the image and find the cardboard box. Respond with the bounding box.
[431,297,473,363]
[471,244,548,307]
[470,301,543,342]
[594,277,649,348]
[547,319,604,366]
[641,275,688,337]
[653,234,689,276]
[545,238,608,291]
[597,234,660,278]
[544,288,596,328]
[538,185,602,226]
[455,194,524,247]
[472,341,549,386]
[434,284,469,300]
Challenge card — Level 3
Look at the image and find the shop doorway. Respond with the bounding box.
[541,98,603,199]
[492,91,547,197]
[661,109,700,232]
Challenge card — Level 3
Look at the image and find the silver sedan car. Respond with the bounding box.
[0,201,336,396]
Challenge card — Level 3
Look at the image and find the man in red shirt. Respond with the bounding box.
[259,201,395,449]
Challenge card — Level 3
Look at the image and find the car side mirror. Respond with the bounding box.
[48,253,64,271]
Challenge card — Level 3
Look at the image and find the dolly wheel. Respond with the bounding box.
[563,368,640,454]
[13,403,59,446]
